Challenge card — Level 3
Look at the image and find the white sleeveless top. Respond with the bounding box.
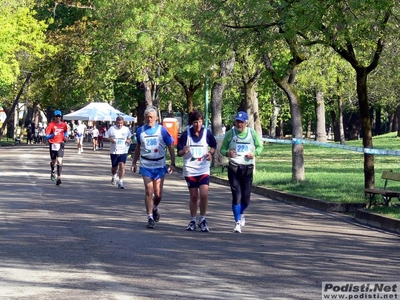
[183,126,210,177]
[228,128,255,165]
[139,125,166,169]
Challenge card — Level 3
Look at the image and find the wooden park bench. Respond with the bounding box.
[364,170,400,207]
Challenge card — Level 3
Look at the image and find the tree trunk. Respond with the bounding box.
[306,117,311,139]
[338,96,345,144]
[211,56,235,167]
[314,90,327,142]
[252,91,262,137]
[332,37,384,189]
[375,108,381,135]
[330,108,339,142]
[388,112,395,132]
[270,95,280,137]
[0,73,32,140]
[135,81,153,126]
[278,119,284,138]
[211,81,226,167]
[144,81,153,107]
[20,82,31,141]
[356,68,374,189]
[286,85,305,181]
[174,76,203,113]
[243,80,262,136]
[396,106,400,137]
[241,68,262,134]
[262,52,305,182]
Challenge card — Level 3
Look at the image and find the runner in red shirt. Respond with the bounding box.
[98,123,106,150]
[45,109,68,185]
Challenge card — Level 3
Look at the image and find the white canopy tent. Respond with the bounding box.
[63,102,136,122]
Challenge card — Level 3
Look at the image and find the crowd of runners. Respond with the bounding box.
[44,106,263,233]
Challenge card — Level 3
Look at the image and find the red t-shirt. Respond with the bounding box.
[45,121,68,144]
[98,127,106,137]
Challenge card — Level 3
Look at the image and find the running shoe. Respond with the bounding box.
[51,172,56,181]
[146,218,155,229]
[56,178,62,186]
[111,176,117,185]
[198,219,209,232]
[186,220,196,231]
[118,182,124,189]
[233,222,241,233]
[240,214,245,227]
[153,208,160,222]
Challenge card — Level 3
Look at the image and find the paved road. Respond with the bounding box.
[1,142,399,300]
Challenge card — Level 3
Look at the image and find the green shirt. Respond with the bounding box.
[220,127,264,164]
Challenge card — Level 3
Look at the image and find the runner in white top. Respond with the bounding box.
[75,120,86,154]
[105,116,132,189]
[91,125,99,151]
[177,111,217,232]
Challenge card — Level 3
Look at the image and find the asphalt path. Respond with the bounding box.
[1,142,399,300]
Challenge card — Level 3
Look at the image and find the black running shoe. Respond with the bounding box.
[56,178,62,186]
[153,209,160,222]
[146,218,155,229]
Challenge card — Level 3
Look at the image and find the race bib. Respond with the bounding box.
[115,139,126,152]
[143,135,159,153]
[235,142,250,156]
[190,145,205,159]
[51,143,61,151]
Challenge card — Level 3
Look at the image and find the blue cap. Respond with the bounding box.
[54,110,62,116]
[235,111,248,122]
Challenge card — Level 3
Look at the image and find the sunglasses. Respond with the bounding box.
[55,115,62,117]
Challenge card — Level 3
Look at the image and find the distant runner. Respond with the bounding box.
[45,109,69,186]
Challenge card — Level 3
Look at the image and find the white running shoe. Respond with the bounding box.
[233,222,241,233]
[240,214,245,227]
[198,219,209,232]
[78,150,81,154]
[186,220,196,231]
[111,176,117,185]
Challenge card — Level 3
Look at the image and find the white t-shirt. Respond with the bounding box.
[91,128,99,138]
[105,125,131,154]
[75,123,86,138]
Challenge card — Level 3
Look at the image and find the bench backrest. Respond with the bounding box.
[381,171,400,182]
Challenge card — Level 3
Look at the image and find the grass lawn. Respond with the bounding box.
[0,137,17,146]
[206,132,400,218]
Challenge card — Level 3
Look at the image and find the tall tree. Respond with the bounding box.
[205,0,309,181]
[211,55,236,167]
[0,0,52,138]
[291,0,397,188]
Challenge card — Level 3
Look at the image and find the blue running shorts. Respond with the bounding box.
[139,166,168,180]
